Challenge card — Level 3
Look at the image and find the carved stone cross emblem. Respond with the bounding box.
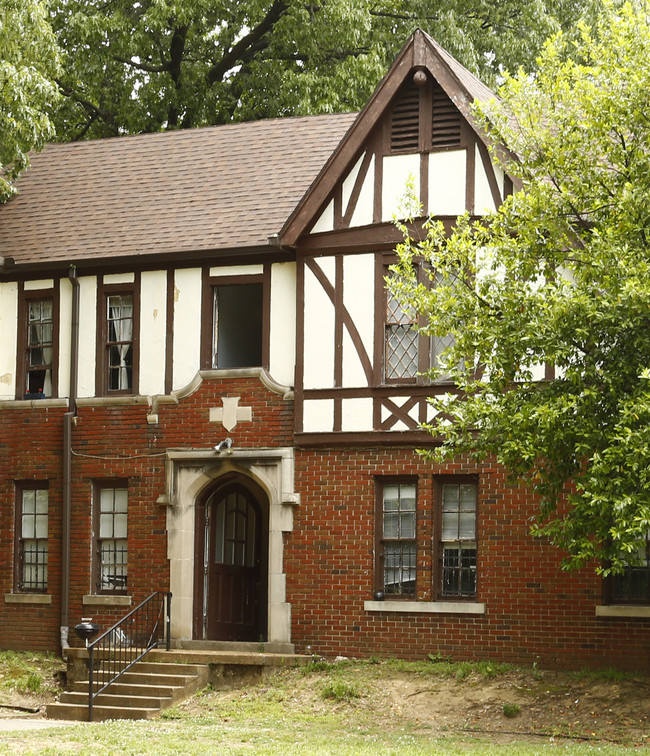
[209,396,252,432]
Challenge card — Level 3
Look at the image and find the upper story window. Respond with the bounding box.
[213,284,263,368]
[97,277,139,395]
[17,285,59,399]
[381,260,455,385]
[15,483,49,593]
[201,270,269,371]
[385,285,418,381]
[94,483,128,594]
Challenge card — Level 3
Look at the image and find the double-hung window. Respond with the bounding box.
[376,480,417,597]
[439,481,477,598]
[607,535,650,604]
[17,286,59,399]
[97,277,139,395]
[15,484,49,593]
[375,477,478,601]
[94,484,128,593]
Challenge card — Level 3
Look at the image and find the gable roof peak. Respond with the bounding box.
[278,30,501,247]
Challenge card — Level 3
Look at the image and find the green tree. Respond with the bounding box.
[51,0,602,141]
[0,0,61,201]
[390,0,650,574]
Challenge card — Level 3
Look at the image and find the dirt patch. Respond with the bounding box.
[386,669,650,745]
[177,663,650,747]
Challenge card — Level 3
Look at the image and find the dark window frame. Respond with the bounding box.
[92,481,129,595]
[96,276,140,396]
[200,268,271,371]
[604,538,650,605]
[14,481,49,594]
[16,283,59,400]
[376,256,437,386]
[434,477,478,600]
[374,477,418,598]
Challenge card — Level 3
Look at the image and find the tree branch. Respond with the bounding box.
[206,0,288,85]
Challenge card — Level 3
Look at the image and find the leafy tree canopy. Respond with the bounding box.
[50,0,602,140]
[390,0,650,574]
[0,0,61,201]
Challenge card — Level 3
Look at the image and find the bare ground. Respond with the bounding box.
[177,663,650,747]
[1,655,649,747]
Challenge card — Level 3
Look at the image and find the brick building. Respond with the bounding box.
[0,31,648,670]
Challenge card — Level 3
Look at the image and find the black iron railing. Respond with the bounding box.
[87,591,171,721]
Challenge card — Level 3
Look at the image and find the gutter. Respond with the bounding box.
[61,266,80,653]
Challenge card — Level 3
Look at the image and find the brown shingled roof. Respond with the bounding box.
[0,112,356,269]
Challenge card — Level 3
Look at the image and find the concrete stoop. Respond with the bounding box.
[46,660,209,722]
[47,646,310,723]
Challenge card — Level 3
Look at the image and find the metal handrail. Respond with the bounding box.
[87,591,171,721]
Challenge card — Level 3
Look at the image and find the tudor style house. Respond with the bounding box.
[0,31,648,671]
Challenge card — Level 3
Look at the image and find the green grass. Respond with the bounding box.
[0,651,63,698]
[0,656,647,755]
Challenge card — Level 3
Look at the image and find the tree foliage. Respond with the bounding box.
[0,0,61,201]
[50,0,602,140]
[390,0,650,573]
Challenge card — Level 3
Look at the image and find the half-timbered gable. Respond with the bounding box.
[279,30,516,442]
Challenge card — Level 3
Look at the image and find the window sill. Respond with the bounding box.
[364,600,485,615]
[83,594,132,607]
[596,605,650,619]
[5,593,52,605]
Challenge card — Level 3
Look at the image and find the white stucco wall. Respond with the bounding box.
[350,154,375,228]
[311,199,334,234]
[382,154,421,222]
[428,150,466,216]
[302,398,334,433]
[58,277,72,400]
[0,282,18,399]
[342,254,374,387]
[303,256,336,390]
[77,276,97,398]
[269,262,296,387]
[474,144,505,215]
[341,397,373,431]
[139,270,168,396]
[172,268,202,390]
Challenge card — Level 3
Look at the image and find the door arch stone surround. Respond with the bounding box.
[158,447,299,644]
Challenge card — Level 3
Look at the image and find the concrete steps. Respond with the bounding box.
[46,660,209,722]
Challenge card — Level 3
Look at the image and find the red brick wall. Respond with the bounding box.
[2,388,649,671]
[0,374,292,652]
[288,447,650,672]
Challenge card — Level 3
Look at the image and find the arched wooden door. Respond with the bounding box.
[194,481,267,641]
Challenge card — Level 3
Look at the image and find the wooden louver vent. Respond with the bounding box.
[390,85,420,153]
[431,83,462,149]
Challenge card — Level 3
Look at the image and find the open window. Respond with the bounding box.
[201,270,269,371]
[438,480,477,598]
[17,285,59,399]
[606,535,650,605]
[213,283,263,368]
